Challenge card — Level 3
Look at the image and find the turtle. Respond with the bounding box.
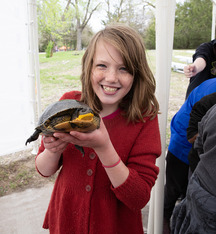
[25,99,100,156]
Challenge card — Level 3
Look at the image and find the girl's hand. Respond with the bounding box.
[43,135,68,155]
[53,119,110,155]
[36,136,67,176]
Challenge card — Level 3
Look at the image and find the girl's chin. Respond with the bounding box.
[96,88,122,104]
[100,96,121,106]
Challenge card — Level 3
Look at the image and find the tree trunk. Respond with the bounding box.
[76,26,82,50]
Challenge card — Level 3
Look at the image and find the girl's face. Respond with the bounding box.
[91,40,134,114]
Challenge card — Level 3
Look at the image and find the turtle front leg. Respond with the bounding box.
[25,130,41,145]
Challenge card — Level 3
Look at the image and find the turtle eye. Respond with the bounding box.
[79,108,90,115]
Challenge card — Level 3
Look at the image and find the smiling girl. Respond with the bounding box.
[35,24,161,234]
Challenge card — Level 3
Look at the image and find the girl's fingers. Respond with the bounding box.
[50,142,67,153]
[51,119,107,149]
[43,136,57,143]
[43,135,68,152]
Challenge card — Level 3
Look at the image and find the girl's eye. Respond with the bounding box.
[120,67,128,72]
[97,64,106,68]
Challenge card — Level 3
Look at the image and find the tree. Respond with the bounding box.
[37,0,65,51]
[144,0,212,49]
[144,17,155,49]
[102,0,155,38]
[103,0,126,24]
[63,0,101,50]
[174,0,212,49]
[37,0,156,51]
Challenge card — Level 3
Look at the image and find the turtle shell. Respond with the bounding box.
[25,99,100,145]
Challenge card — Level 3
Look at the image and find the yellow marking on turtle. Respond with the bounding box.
[54,113,95,132]
[74,113,94,121]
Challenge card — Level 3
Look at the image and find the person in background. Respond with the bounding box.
[184,40,216,99]
[187,92,216,172]
[164,39,216,234]
[163,78,216,234]
[35,24,161,234]
[171,104,216,234]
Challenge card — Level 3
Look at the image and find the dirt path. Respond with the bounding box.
[0,183,53,234]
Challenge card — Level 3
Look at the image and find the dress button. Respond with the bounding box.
[87,169,93,176]
[85,185,91,192]
[89,152,96,160]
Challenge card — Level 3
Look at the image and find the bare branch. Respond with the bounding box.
[143,1,155,8]
[62,0,72,21]
[82,0,91,26]
[82,3,101,29]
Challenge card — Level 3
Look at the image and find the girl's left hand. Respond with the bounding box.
[53,119,110,153]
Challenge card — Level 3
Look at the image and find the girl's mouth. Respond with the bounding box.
[102,85,119,94]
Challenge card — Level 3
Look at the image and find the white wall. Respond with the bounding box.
[0,0,35,156]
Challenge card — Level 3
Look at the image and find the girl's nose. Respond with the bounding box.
[105,69,118,83]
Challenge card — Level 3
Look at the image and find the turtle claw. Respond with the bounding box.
[25,130,41,146]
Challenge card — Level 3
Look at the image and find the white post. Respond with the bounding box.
[211,1,216,40]
[147,0,176,233]
[32,0,42,117]
[27,0,41,154]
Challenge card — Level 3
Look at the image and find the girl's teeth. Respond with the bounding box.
[103,86,117,92]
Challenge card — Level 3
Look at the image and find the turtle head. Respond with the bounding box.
[79,107,93,115]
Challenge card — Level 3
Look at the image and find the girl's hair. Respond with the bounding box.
[80,24,159,122]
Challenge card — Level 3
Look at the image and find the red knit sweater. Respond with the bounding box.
[37,91,161,234]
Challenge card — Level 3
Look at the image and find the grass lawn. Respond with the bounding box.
[39,51,84,109]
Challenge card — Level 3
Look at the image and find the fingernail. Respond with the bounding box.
[53,134,58,139]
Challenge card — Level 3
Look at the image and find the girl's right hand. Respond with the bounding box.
[43,135,68,155]
[36,136,68,176]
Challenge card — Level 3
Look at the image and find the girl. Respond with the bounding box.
[36,24,161,234]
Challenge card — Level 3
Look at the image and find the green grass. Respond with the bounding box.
[39,51,84,83]
[39,50,84,63]
[146,50,156,74]
[172,49,194,63]
[39,51,84,108]
[146,49,194,74]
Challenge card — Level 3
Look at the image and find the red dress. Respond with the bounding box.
[37,91,161,234]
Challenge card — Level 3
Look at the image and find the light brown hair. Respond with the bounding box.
[80,24,159,122]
